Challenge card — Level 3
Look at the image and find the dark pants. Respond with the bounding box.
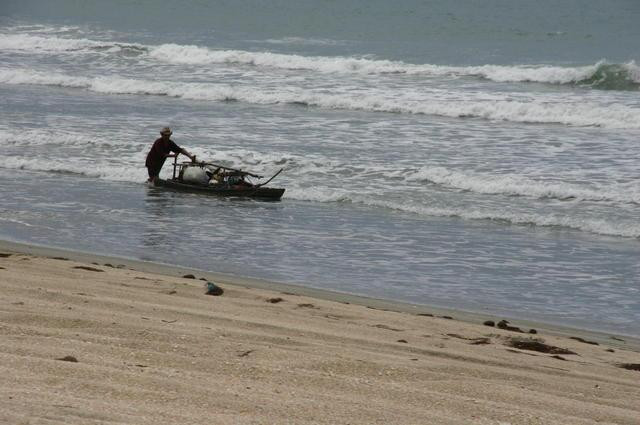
[147,164,162,180]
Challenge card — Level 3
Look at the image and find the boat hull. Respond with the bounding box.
[154,179,285,200]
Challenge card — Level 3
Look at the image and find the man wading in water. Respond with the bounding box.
[145,127,196,183]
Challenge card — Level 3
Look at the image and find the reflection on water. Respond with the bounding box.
[142,188,179,251]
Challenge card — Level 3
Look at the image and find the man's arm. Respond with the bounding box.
[167,140,196,162]
[180,148,196,162]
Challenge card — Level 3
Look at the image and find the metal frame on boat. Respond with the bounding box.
[153,156,285,200]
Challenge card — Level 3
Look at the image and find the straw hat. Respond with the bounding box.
[160,126,173,135]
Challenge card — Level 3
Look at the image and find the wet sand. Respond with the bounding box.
[1,242,639,424]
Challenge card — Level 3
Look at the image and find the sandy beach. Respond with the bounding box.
[1,243,639,425]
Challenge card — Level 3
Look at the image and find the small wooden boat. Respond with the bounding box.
[154,178,285,200]
[153,157,285,200]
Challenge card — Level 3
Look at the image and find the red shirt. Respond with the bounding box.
[145,137,182,170]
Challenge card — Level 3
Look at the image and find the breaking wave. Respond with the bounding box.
[3,133,639,239]
[5,156,639,239]
[2,156,144,182]
[1,33,639,89]
[149,44,640,89]
[0,33,147,54]
[406,167,640,205]
[1,68,639,128]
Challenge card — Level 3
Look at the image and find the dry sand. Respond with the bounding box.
[1,246,639,424]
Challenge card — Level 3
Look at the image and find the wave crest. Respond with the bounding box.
[406,167,640,205]
[0,33,147,55]
[576,62,640,90]
[3,33,638,90]
[1,68,639,128]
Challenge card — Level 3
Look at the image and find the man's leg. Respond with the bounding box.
[147,166,160,184]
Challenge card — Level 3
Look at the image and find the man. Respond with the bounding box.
[145,127,196,183]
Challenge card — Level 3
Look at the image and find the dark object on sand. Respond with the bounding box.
[183,274,196,279]
[267,297,284,303]
[0,253,12,258]
[569,336,599,345]
[56,355,78,363]
[153,158,285,200]
[529,329,538,334]
[618,363,640,371]
[483,320,495,327]
[506,338,576,355]
[72,266,104,272]
[497,320,524,333]
[205,282,224,296]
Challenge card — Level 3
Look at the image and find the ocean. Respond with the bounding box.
[1,0,639,336]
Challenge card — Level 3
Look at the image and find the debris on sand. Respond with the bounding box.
[569,336,599,345]
[506,337,576,355]
[266,297,284,303]
[72,266,104,272]
[205,282,224,296]
[618,363,640,371]
[497,320,524,333]
[56,356,78,363]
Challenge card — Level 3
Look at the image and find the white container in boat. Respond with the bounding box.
[182,166,208,184]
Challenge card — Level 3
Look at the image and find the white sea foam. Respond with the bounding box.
[0,128,146,150]
[3,134,638,238]
[406,167,640,204]
[257,37,345,46]
[3,156,145,182]
[0,33,145,54]
[3,33,638,87]
[2,68,638,128]
[146,44,640,86]
[0,34,99,51]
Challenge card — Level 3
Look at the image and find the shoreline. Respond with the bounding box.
[1,238,637,349]
[2,238,640,423]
